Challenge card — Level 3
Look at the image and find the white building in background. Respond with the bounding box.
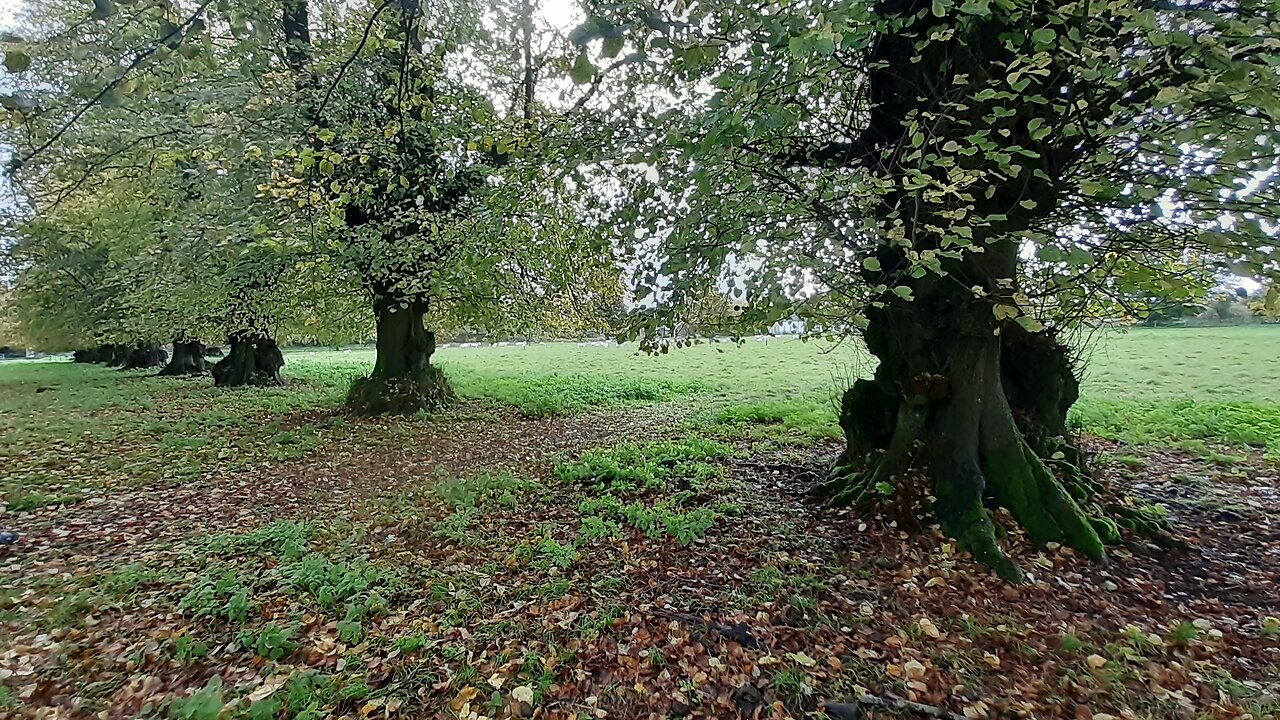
[769,316,806,335]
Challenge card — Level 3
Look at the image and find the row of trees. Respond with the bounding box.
[3,0,1278,578]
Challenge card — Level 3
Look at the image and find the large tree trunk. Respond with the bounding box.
[158,338,209,376]
[119,343,167,370]
[100,344,130,367]
[346,296,454,415]
[74,344,121,364]
[211,332,285,387]
[818,246,1111,581]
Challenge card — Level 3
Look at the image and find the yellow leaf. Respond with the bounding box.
[982,652,1000,668]
[786,651,818,667]
[450,686,479,712]
[992,304,1019,321]
[1085,654,1107,669]
[511,685,535,704]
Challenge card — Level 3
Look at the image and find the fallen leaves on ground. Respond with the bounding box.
[1,385,1278,720]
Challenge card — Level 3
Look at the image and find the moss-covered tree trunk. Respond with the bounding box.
[817,244,1115,581]
[346,295,454,415]
[211,332,285,387]
[158,338,208,376]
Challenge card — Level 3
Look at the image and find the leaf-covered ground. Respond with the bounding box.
[1,358,1278,720]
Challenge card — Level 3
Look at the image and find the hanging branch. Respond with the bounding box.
[12,0,217,173]
[312,1,392,122]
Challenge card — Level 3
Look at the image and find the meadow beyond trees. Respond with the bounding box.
[1,0,1279,717]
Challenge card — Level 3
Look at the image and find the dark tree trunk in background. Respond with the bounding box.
[120,343,167,370]
[158,338,209,376]
[211,331,285,387]
[74,344,120,363]
[100,344,130,366]
[346,296,454,415]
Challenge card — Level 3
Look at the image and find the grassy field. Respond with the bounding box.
[3,327,1279,481]
[2,326,1277,508]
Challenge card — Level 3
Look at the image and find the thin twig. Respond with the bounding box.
[825,694,967,720]
[313,1,392,122]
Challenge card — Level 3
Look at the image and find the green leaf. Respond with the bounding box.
[570,51,596,85]
[319,159,335,176]
[787,35,807,58]
[862,257,882,272]
[1015,316,1045,332]
[1032,28,1056,45]
[4,51,30,73]
[602,36,624,59]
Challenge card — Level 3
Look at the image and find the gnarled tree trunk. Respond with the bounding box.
[817,244,1112,581]
[120,343,167,370]
[158,338,209,376]
[74,344,121,363]
[211,331,285,387]
[346,295,453,415]
[100,344,130,367]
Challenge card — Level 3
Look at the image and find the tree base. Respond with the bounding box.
[818,327,1122,581]
[120,344,167,370]
[346,367,455,416]
[212,334,285,387]
[158,340,208,377]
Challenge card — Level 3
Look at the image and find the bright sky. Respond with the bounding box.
[0,0,17,29]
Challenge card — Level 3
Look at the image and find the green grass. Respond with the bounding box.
[2,326,1279,500]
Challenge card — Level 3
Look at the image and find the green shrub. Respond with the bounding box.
[168,677,223,720]
[554,436,732,492]
[203,520,313,559]
[1072,399,1280,455]
[237,623,297,660]
[433,470,540,509]
[281,553,391,609]
[713,399,840,440]
[178,571,253,624]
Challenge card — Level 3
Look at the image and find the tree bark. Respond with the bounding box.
[818,245,1108,581]
[120,343,167,370]
[74,344,121,363]
[95,344,130,366]
[346,295,454,415]
[211,331,285,387]
[158,338,209,376]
